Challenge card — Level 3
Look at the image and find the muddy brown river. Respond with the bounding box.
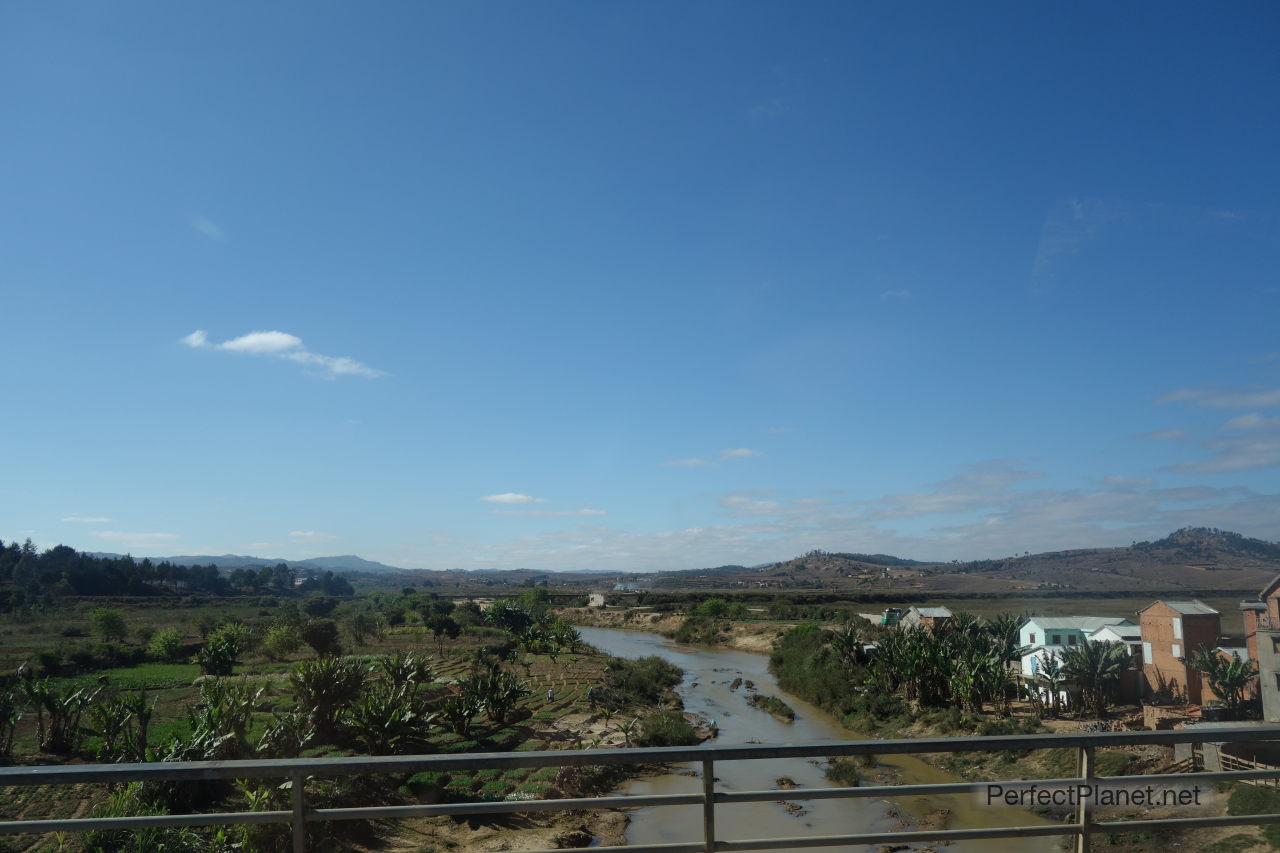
[578,627,1063,852]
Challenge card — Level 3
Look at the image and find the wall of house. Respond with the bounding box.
[1140,606,1221,704]
[1258,624,1280,722]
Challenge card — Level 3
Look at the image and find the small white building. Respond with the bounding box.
[1019,616,1136,677]
[587,592,606,608]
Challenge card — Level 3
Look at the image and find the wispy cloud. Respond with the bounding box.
[1139,428,1189,441]
[1031,197,1127,292]
[719,493,785,516]
[1160,388,1280,409]
[190,215,225,241]
[410,457,1280,572]
[481,493,548,504]
[93,531,179,548]
[1223,413,1280,431]
[1103,475,1153,488]
[662,458,712,468]
[1168,434,1280,473]
[490,508,607,517]
[62,516,111,523]
[181,330,385,379]
[764,426,794,435]
[242,542,284,552]
[721,448,764,459]
[880,289,913,301]
[289,530,338,542]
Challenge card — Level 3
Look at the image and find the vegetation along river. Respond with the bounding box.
[577,627,1061,852]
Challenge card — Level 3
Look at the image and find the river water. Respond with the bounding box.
[578,627,1062,852]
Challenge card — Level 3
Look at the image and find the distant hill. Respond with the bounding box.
[87,552,409,574]
[649,528,1280,593]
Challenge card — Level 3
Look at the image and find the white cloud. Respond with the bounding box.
[1169,434,1280,474]
[289,530,338,542]
[397,458,1280,572]
[191,215,225,241]
[1160,388,1280,410]
[1103,475,1153,488]
[218,331,302,354]
[62,516,111,523]
[93,531,179,548]
[721,448,764,459]
[181,329,385,379]
[719,493,784,516]
[1224,413,1280,431]
[662,458,712,467]
[481,493,548,504]
[1139,429,1189,441]
[491,508,608,517]
[880,289,913,301]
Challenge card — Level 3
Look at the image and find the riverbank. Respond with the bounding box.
[559,606,786,653]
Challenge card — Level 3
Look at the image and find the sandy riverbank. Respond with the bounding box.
[559,606,786,653]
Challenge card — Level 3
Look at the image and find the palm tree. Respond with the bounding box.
[1033,650,1066,717]
[1060,640,1131,718]
[1184,646,1258,716]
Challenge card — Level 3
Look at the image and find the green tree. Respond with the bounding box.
[1060,640,1132,717]
[147,628,184,663]
[91,608,128,642]
[1184,645,1259,715]
[300,619,343,656]
[263,623,303,661]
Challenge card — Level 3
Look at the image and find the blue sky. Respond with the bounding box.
[3,2,1278,571]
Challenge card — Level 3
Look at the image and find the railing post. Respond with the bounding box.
[1076,743,1094,853]
[701,758,716,853]
[291,772,306,853]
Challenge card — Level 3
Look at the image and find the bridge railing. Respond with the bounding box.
[4,726,1280,853]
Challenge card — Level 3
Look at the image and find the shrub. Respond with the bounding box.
[636,711,698,747]
[263,623,303,661]
[147,629,184,663]
[747,693,795,720]
[1226,783,1280,817]
[601,656,683,708]
[825,758,861,786]
[90,608,128,642]
[196,622,250,676]
[290,656,366,743]
[301,619,343,656]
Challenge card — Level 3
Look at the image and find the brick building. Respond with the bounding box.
[1241,576,1280,721]
[1138,600,1221,704]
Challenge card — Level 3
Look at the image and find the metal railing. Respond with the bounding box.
[4,727,1280,853]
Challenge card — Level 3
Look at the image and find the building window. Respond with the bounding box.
[1272,636,1280,655]
[1068,635,1077,646]
[1051,634,1061,645]
[1173,618,1182,640]
[1029,632,1036,644]
[1031,656,1039,674]
[1143,642,1153,665]
[1172,643,1181,658]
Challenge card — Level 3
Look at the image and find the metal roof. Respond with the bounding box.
[1024,616,1135,632]
[1163,600,1220,615]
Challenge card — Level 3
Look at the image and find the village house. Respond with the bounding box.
[1241,576,1280,720]
[900,605,953,631]
[1018,616,1136,678]
[1089,622,1144,702]
[1137,600,1221,704]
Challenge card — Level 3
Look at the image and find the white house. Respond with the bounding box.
[1089,623,1142,658]
[1019,616,1137,678]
